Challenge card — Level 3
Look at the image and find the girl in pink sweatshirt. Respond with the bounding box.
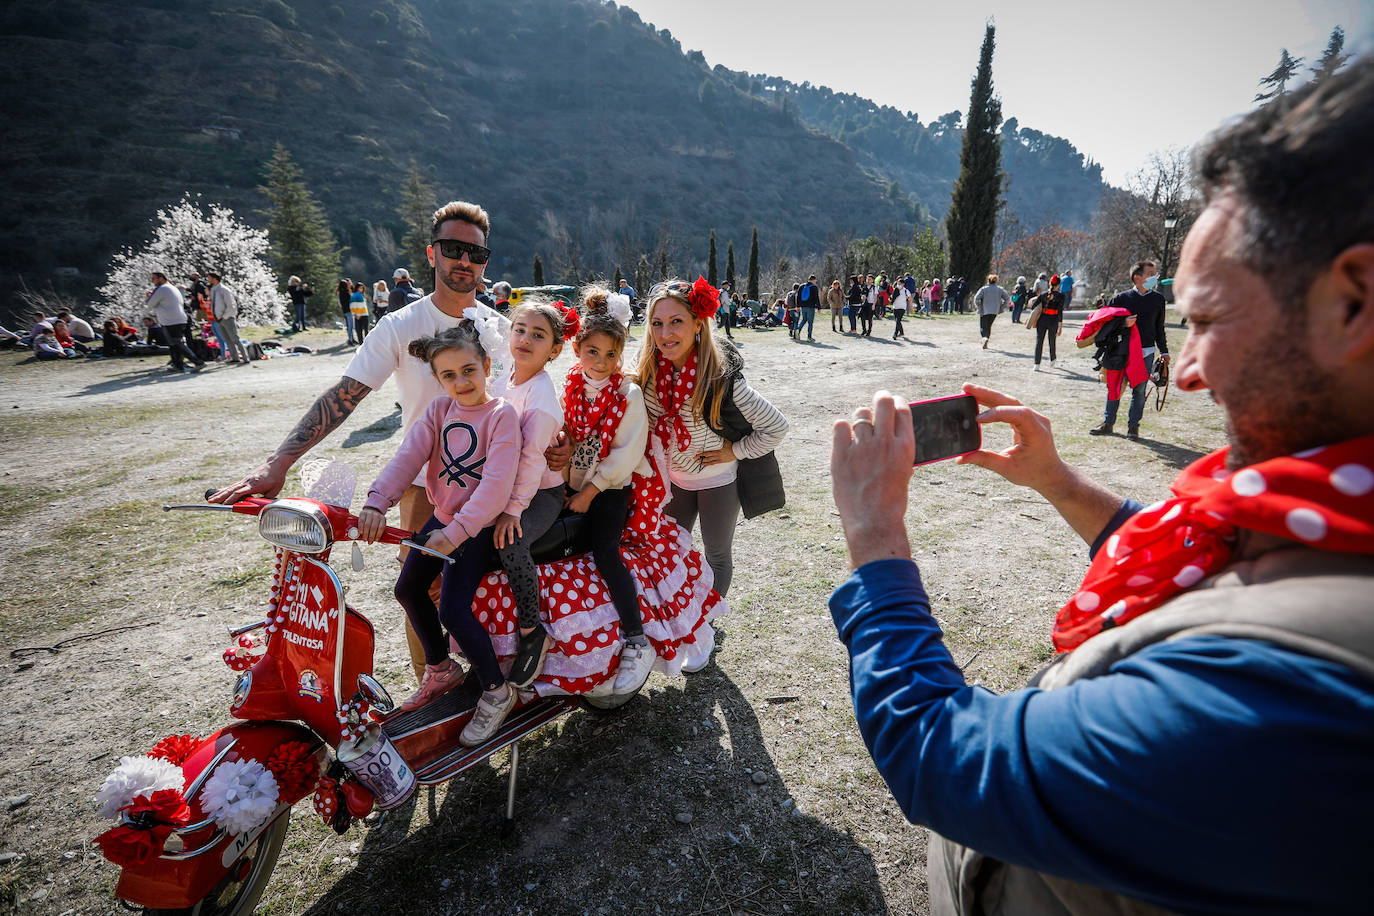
[357,324,523,744]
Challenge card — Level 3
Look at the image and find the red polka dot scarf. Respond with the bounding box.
[654,349,698,453]
[1054,437,1374,653]
[564,366,627,461]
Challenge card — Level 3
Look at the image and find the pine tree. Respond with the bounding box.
[635,255,650,296]
[707,229,718,287]
[260,144,340,322]
[747,227,760,301]
[945,25,1003,291]
[824,254,836,285]
[1311,27,1349,83]
[532,255,545,286]
[398,160,437,290]
[1255,48,1305,102]
[614,266,623,288]
[726,241,736,290]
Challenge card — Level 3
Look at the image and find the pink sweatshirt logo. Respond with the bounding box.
[439,421,486,489]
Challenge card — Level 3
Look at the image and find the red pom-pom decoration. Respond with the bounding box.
[263,741,319,804]
[688,276,720,321]
[147,734,203,767]
[560,302,581,341]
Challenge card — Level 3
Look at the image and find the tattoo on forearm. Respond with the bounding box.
[275,377,372,462]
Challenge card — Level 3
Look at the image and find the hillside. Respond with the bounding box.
[0,0,1107,309]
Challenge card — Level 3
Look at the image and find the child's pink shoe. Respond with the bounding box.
[399,660,465,713]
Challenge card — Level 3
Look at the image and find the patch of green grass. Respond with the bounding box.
[0,483,60,521]
[211,560,272,590]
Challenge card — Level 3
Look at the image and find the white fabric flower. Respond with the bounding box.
[95,756,185,819]
[200,759,280,836]
[606,294,632,327]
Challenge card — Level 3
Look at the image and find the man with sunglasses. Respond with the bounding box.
[210,200,498,682]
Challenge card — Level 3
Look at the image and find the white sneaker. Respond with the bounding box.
[1032,364,1041,372]
[613,638,656,694]
[1050,360,1057,368]
[459,684,516,747]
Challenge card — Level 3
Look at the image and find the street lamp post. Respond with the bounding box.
[1161,216,1179,280]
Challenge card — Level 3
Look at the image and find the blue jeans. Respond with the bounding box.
[294,303,307,330]
[344,311,356,343]
[210,321,230,358]
[1104,351,1156,428]
[797,307,816,338]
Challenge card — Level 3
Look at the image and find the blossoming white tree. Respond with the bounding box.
[99,195,286,326]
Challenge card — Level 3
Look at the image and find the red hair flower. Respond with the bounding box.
[93,788,191,868]
[263,741,320,804]
[559,302,581,341]
[688,276,720,320]
[147,734,203,767]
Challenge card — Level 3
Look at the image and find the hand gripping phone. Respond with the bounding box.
[909,394,981,466]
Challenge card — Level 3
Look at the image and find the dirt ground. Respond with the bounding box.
[0,308,1221,915]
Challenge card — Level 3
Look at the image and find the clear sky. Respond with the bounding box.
[619,0,1373,187]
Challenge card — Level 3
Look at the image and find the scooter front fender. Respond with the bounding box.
[113,720,324,910]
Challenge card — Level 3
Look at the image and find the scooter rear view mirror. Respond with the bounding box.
[356,673,395,715]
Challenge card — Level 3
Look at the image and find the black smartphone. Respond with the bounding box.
[909,394,981,466]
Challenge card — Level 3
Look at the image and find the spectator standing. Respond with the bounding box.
[388,267,423,316]
[826,279,844,332]
[1032,271,1050,298]
[350,281,371,342]
[860,275,877,337]
[796,275,820,341]
[207,272,249,364]
[1091,261,1169,440]
[490,280,513,315]
[845,275,863,333]
[287,276,313,331]
[337,278,356,344]
[1010,276,1030,323]
[974,274,1010,348]
[929,278,943,316]
[718,281,734,340]
[1030,275,1065,371]
[890,280,911,339]
[372,280,390,320]
[1061,269,1076,309]
[148,270,204,373]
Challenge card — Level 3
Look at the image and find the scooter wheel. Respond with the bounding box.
[143,811,290,916]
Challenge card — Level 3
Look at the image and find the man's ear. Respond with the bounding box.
[1321,244,1374,362]
[426,245,436,270]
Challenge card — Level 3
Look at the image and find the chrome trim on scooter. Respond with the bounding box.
[400,538,457,564]
[228,619,270,638]
[163,504,235,512]
[301,557,346,714]
[159,826,228,861]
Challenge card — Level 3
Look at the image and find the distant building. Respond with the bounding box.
[200,125,242,142]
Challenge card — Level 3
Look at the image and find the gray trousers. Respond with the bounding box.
[496,485,565,629]
[217,316,249,362]
[666,480,740,596]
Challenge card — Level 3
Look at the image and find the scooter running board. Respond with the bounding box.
[409,697,576,786]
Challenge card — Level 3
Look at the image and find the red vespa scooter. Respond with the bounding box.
[95,479,581,914]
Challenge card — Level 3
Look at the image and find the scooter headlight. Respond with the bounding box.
[258,499,333,554]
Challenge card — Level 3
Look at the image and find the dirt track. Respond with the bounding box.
[0,309,1219,914]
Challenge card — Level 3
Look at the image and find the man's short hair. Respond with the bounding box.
[431,200,491,242]
[151,271,167,280]
[1130,261,1152,281]
[206,271,221,280]
[492,281,512,299]
[808,275,816,281]
[1196,55,1373,308]
[57,309,71,319]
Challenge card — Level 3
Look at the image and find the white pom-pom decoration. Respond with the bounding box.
[606,294,632,327]
[200,759,280,836]
[95,756,185,819]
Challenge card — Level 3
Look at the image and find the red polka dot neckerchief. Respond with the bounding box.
[654,349,698,453]
[1054,436,1374,653]
[563,365,627,461]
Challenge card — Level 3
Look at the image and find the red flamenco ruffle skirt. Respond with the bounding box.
[456,442,729,697]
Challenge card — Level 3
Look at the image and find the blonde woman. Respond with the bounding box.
[372,279,390,319]
[636,277,789,599]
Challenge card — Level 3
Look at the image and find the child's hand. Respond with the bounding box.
[494,512,522,549]
[356,507,386,543]
[565,484,599,514]
[423,530,458,557]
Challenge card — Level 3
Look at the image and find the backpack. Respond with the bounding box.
[799,283,814,304]
[402,283,423,306]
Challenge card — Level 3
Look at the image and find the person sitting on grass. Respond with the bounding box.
[32,323,73,360]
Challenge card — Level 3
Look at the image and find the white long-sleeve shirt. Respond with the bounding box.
[643,373,789,491]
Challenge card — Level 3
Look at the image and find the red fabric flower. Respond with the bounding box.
[687,276,720,320]
[94,789,192,868]
[147,734,203,767]
[263,741,319,804]
[559,302,581,341]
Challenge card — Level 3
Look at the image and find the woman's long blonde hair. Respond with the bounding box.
[633,280,728,427]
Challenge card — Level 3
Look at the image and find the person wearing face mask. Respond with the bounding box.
[1091,260,1170,440]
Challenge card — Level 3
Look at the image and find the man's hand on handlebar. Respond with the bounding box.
[356,506,387,544]
[208,461,287,504]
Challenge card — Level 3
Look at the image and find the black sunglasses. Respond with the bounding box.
[431,238,491,264]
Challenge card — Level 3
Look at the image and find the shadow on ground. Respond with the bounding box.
[304,653,888,915]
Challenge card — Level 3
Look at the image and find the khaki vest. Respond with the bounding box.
[928,548,1374,916]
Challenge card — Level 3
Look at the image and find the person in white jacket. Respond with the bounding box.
[207,272,250,364]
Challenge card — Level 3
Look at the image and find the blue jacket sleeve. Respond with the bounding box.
[829,558,1374,913]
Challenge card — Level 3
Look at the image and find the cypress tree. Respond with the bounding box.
[945,25,1003,290]
[1256,48,1305,101]
[707,229,718,287]
[614,266,624,287]
[532,255,545,286]
[747,226,760,301]
[726,241,736,290]
[1311,27,1349,83]
[397,160,437,290]
[261,143,340,323]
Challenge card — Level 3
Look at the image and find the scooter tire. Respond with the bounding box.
[144,811,290,916]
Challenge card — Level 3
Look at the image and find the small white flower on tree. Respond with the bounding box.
[99,194,286,326]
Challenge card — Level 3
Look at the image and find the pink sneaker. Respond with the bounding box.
[399,660,464,712]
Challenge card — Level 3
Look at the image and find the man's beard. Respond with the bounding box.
[441,268,479,295]
[1223,327,1337,470]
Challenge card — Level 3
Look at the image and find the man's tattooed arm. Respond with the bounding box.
[208,376,372,503]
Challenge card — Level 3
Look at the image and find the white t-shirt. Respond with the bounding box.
[892,286,911,313]
[344,295,468,485]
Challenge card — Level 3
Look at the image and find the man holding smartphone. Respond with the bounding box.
[828,59,1374,915]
